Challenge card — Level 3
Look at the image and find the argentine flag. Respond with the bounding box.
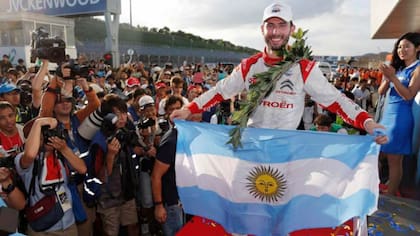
[175,120,380,236]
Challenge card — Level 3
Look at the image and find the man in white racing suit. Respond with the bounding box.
[171,3,387,141]
[171,2,388,235]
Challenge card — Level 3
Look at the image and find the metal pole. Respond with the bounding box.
[129,0,132,27]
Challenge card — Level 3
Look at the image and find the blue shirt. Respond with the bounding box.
[14,153,75,232]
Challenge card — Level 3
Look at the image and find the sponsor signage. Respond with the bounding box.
[1,0,107,16]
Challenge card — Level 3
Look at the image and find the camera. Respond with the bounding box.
[113,129,140,147]
[78,106,108,140]
[0,146,15,169]
[105,120,143,149]
[17,80,32,106]
[137,118,156,130]
[220,100,231,116]
[0,156,14,169]
[158,117,170,134]
[30,27,66,64]
[41,125,65,142]
[56,59,91,80]
[217,100,232,125]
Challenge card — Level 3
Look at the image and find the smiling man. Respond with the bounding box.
[171,2,387,138]
[170,2,388,235]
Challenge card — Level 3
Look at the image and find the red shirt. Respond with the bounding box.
[0,131,23,153]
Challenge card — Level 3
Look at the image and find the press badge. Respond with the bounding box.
[56,185,71,212]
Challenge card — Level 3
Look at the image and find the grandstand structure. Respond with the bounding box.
[77,41,252,67]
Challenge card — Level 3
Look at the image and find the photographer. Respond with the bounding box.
[136,95,160,235]
[159,95,184,135]
[0,80,40,125]
[15,117,87,235]
[88,94,142,236]
[34,58,100,236]
[0,101,25,154]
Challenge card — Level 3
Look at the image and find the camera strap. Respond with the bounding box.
[38,151,64,195]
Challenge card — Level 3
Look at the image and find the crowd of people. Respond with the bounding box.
[0,1,418,236]
[0,52,238,236]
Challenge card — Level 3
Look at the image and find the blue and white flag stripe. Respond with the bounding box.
[176,153,379,203]
[175,120,380,236]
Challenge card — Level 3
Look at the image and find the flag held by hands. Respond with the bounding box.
[175,120,380,236]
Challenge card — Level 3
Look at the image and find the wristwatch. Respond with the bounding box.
[2,183,15,195]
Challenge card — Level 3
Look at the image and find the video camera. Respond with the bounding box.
[56,59,91,80]
[30,27,66,64]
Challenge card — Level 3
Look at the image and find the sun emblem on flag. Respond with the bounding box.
[246,166,286,203]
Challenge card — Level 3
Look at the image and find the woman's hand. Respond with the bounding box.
[379,64,396,82]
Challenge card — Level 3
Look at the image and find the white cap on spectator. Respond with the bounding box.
[262,2,293,23]
[138,95,154,110]
[152,66,162,73]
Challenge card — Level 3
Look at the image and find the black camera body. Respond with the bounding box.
[30,27,66,64]
[158,117,170,134]
[71,64,90,79]
[0,156,14,169]
[17,81,32,106]
[41,125,66,142]
[0,146,15,169]
[56,61,91,80]
[137,118,156,130]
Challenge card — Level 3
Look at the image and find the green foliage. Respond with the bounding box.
[74,17,258,54]
[227,28,312,149]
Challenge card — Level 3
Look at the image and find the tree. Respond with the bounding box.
[159,26,171,34]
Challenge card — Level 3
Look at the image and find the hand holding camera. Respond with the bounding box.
[76,77,89,91]
[107,137,120,157]
[45,136,67,152]
[36,117,58,130]
[60,63,72,79]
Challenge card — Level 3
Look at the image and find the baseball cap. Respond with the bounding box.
[152,66,162,73]
[262,2,293,23]
[192,72,204,84]
[0,83,20,95]
[187,85,197,92]
[126,77,140,87]
[138,95,154,110]
[96,71,106,78]
[155,82,167,90]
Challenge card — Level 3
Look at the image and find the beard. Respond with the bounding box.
[265,34,290,52]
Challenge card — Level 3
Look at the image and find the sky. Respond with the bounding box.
[119,0,395,57]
